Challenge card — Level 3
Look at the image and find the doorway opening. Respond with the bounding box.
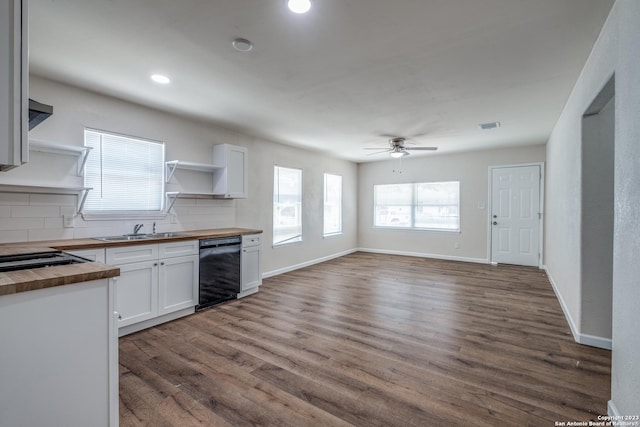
[579,75,614,349]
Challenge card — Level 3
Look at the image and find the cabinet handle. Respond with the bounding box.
[154,263,158,266]
[118,313,122,320]
[161,262,165,265]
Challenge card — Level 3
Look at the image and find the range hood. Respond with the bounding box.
[28,99,53,130]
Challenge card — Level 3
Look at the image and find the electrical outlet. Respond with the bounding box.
[170,213,177,224]
[63,215,75,228]
[454,242,460,249]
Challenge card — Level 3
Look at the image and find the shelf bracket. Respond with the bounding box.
[77,147,92,176]
[77,188,91,215]
[165,161,178,183]
[166,193,178,213]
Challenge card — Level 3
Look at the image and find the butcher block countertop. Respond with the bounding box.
[0,227,262,297]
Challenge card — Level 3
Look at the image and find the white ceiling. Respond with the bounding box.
[29,0,613,162]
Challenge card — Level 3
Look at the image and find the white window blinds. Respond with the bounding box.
[84,129,164,215]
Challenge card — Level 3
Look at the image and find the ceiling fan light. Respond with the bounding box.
[390,150,406,158]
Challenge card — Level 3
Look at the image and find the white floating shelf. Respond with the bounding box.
[165,191,223,212]
[165,160,224,183]
[29,140,92,176]
[0,184,92,214]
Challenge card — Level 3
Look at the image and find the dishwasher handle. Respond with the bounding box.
[199,236,241,249]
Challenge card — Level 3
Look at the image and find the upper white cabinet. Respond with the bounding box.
[0,0,28,171]
[212,144,248,198]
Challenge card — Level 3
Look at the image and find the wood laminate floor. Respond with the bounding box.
[119,252,611,426]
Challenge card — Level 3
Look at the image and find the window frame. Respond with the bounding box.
[82,128,166,220]
[373,181,460,232]
[273,165,303,247]
[323,173,343,237]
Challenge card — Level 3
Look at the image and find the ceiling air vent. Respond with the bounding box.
[479,121,501,130]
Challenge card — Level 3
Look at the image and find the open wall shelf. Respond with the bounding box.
[0,184,92,214]
[165,160,223,183]
[29,140,92,176]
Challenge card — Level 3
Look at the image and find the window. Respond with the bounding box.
[84,129,164,216]
[273,166,302,245]
[374,181,460,231]
[323,173,342,236]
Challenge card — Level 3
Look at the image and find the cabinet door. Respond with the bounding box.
[0,0,28,171]
[227,145,247,198]
[158,254,198,315]
[212,144,248,198]
[116,260,158,327]
[241,245,261,292]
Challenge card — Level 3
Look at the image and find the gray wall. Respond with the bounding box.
[358,145,546,262]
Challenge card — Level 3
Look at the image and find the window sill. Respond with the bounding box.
[373,226,461,233]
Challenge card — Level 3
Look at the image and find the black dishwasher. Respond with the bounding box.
[197,236,241,311]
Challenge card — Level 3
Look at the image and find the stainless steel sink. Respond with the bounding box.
[93,232,188,242]
[148,232,188,238]
[94,235,151,242]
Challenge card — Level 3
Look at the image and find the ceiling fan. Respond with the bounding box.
[365,137,437,158]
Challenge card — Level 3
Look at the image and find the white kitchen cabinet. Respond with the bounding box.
[116,259,158,327]
[0,0,28,171]
[0,278,118,427]
[158,254,199,315]
[107,240,198,335]
[240,233,262,298]
[212,144,248,198]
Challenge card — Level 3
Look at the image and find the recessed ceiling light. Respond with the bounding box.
[150,74,170,84]
[288,0,311,14]
[232,38,253,52]
[479,121,501,130]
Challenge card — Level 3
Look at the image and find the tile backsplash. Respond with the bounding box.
[0,192,235,243]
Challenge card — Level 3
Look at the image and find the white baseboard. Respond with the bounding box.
[263,248,358,278]
[358,247,488,264]
[608,400,620,417]
[543,265,612,350]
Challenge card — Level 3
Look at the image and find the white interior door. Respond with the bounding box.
[491,165,541,266]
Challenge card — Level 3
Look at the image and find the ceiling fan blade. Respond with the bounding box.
[405,147,438,151]
[367,150,391,156]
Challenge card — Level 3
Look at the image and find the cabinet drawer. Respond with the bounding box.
[159,240,198,258]
[106,244,158,265]
[242,234,261,248]
[66,248,106,263]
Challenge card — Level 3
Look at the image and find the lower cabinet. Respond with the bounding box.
[106,240,198,335]
[240,234,262,297]
[0,278,118,427]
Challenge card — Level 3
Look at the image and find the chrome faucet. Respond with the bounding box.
[133,224,144,235]
[152,222,156,234]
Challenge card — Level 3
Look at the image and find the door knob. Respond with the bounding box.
[492,221,498,225]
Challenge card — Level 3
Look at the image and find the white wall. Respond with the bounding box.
[546,0,640,415]
[358,145,546,262]
[611,0,640,416]
[0,76,358,274]
[544,3,617,348]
